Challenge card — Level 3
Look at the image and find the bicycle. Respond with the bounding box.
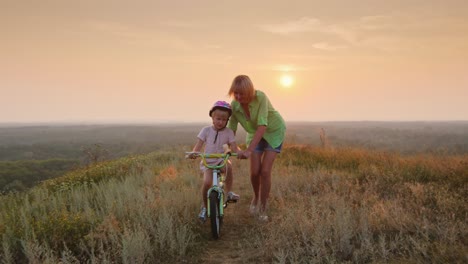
[185,151,238,239]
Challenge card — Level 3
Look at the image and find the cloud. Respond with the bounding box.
[86,20,139,39]
[312,42,347,50]
[256,15,432,49]
[258,17,322,34]
[258,17,358,44]
[84,20,192,50]
[269,64,310,72]
[358,15,396,30]
[204,44,222,49]
[159,20,201,29]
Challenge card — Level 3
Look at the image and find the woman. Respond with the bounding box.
[227,75,286,221]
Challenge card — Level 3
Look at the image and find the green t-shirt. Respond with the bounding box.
[227,90,286,148]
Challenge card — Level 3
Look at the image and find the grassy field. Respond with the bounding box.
[0,146,466,263]
[0,122,467,263]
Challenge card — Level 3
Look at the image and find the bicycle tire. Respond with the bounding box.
[209,191,222,239]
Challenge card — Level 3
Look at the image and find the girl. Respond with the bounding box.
[190,101,240,222]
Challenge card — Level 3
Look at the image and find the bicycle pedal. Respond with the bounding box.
[227,199,238,203]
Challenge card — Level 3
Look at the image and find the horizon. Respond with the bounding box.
[1,119,467,128]
[2,1,468,123]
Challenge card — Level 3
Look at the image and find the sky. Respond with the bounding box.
[2,0,468,123]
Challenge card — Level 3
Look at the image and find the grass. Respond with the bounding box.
[254,146,467,263]
[0,151,201,263]
[0,145,466,263]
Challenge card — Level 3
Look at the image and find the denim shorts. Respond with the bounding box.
[254,138,283,153]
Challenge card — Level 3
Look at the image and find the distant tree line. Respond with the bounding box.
[0,159,79,193]
[0,123,466,194]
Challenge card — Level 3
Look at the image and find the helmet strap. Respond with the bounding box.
[213,130,218,144]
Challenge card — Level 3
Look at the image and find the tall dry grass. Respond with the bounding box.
[0,145,466,263]
[0,151,203,263]
[250,146,467,263]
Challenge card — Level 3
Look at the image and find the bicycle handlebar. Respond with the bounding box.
[185,152,237,169]
[185,152,237,158]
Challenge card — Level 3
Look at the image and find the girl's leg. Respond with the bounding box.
[224,162,240,200]
[258,151,278,213]
[201,169,213,208]
[250,152,262,207]
[224,161,233,194]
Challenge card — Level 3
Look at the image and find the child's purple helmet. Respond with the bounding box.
[209,101,232,117]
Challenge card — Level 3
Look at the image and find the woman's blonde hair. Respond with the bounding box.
[228,75,256,101]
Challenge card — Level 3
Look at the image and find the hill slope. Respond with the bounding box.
[0,146,466,263]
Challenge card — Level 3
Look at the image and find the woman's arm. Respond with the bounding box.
[240,125,266,158]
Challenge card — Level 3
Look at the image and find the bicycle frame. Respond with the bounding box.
[186,152,237,239]
[198,153,237,215]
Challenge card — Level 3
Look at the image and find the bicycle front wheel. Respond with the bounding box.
[209,191,223,239]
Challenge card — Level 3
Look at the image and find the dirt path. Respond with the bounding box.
[197,202,251,263]
[197,166,268,263]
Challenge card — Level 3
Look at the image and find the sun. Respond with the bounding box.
[280,74,294,88]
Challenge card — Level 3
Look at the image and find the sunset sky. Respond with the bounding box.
[2,0,467,123]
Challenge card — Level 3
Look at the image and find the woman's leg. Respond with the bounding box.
[259,151,278,213]
[250,152,262,207]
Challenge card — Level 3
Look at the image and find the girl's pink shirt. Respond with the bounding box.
[197,125,236,170]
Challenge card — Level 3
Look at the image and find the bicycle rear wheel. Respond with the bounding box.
[209,191,223,239]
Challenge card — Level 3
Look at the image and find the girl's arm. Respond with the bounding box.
[229,141,239,154]
[192,139,204,152]
[188,139,204,159]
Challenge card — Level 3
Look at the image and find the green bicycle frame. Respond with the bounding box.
[200,153,236,219]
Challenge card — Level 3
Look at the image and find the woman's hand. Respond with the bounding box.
[238,149,252,159]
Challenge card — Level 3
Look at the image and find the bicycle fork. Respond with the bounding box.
[207,169,224,218]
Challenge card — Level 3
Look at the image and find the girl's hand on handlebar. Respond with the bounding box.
[185,152,200,159]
